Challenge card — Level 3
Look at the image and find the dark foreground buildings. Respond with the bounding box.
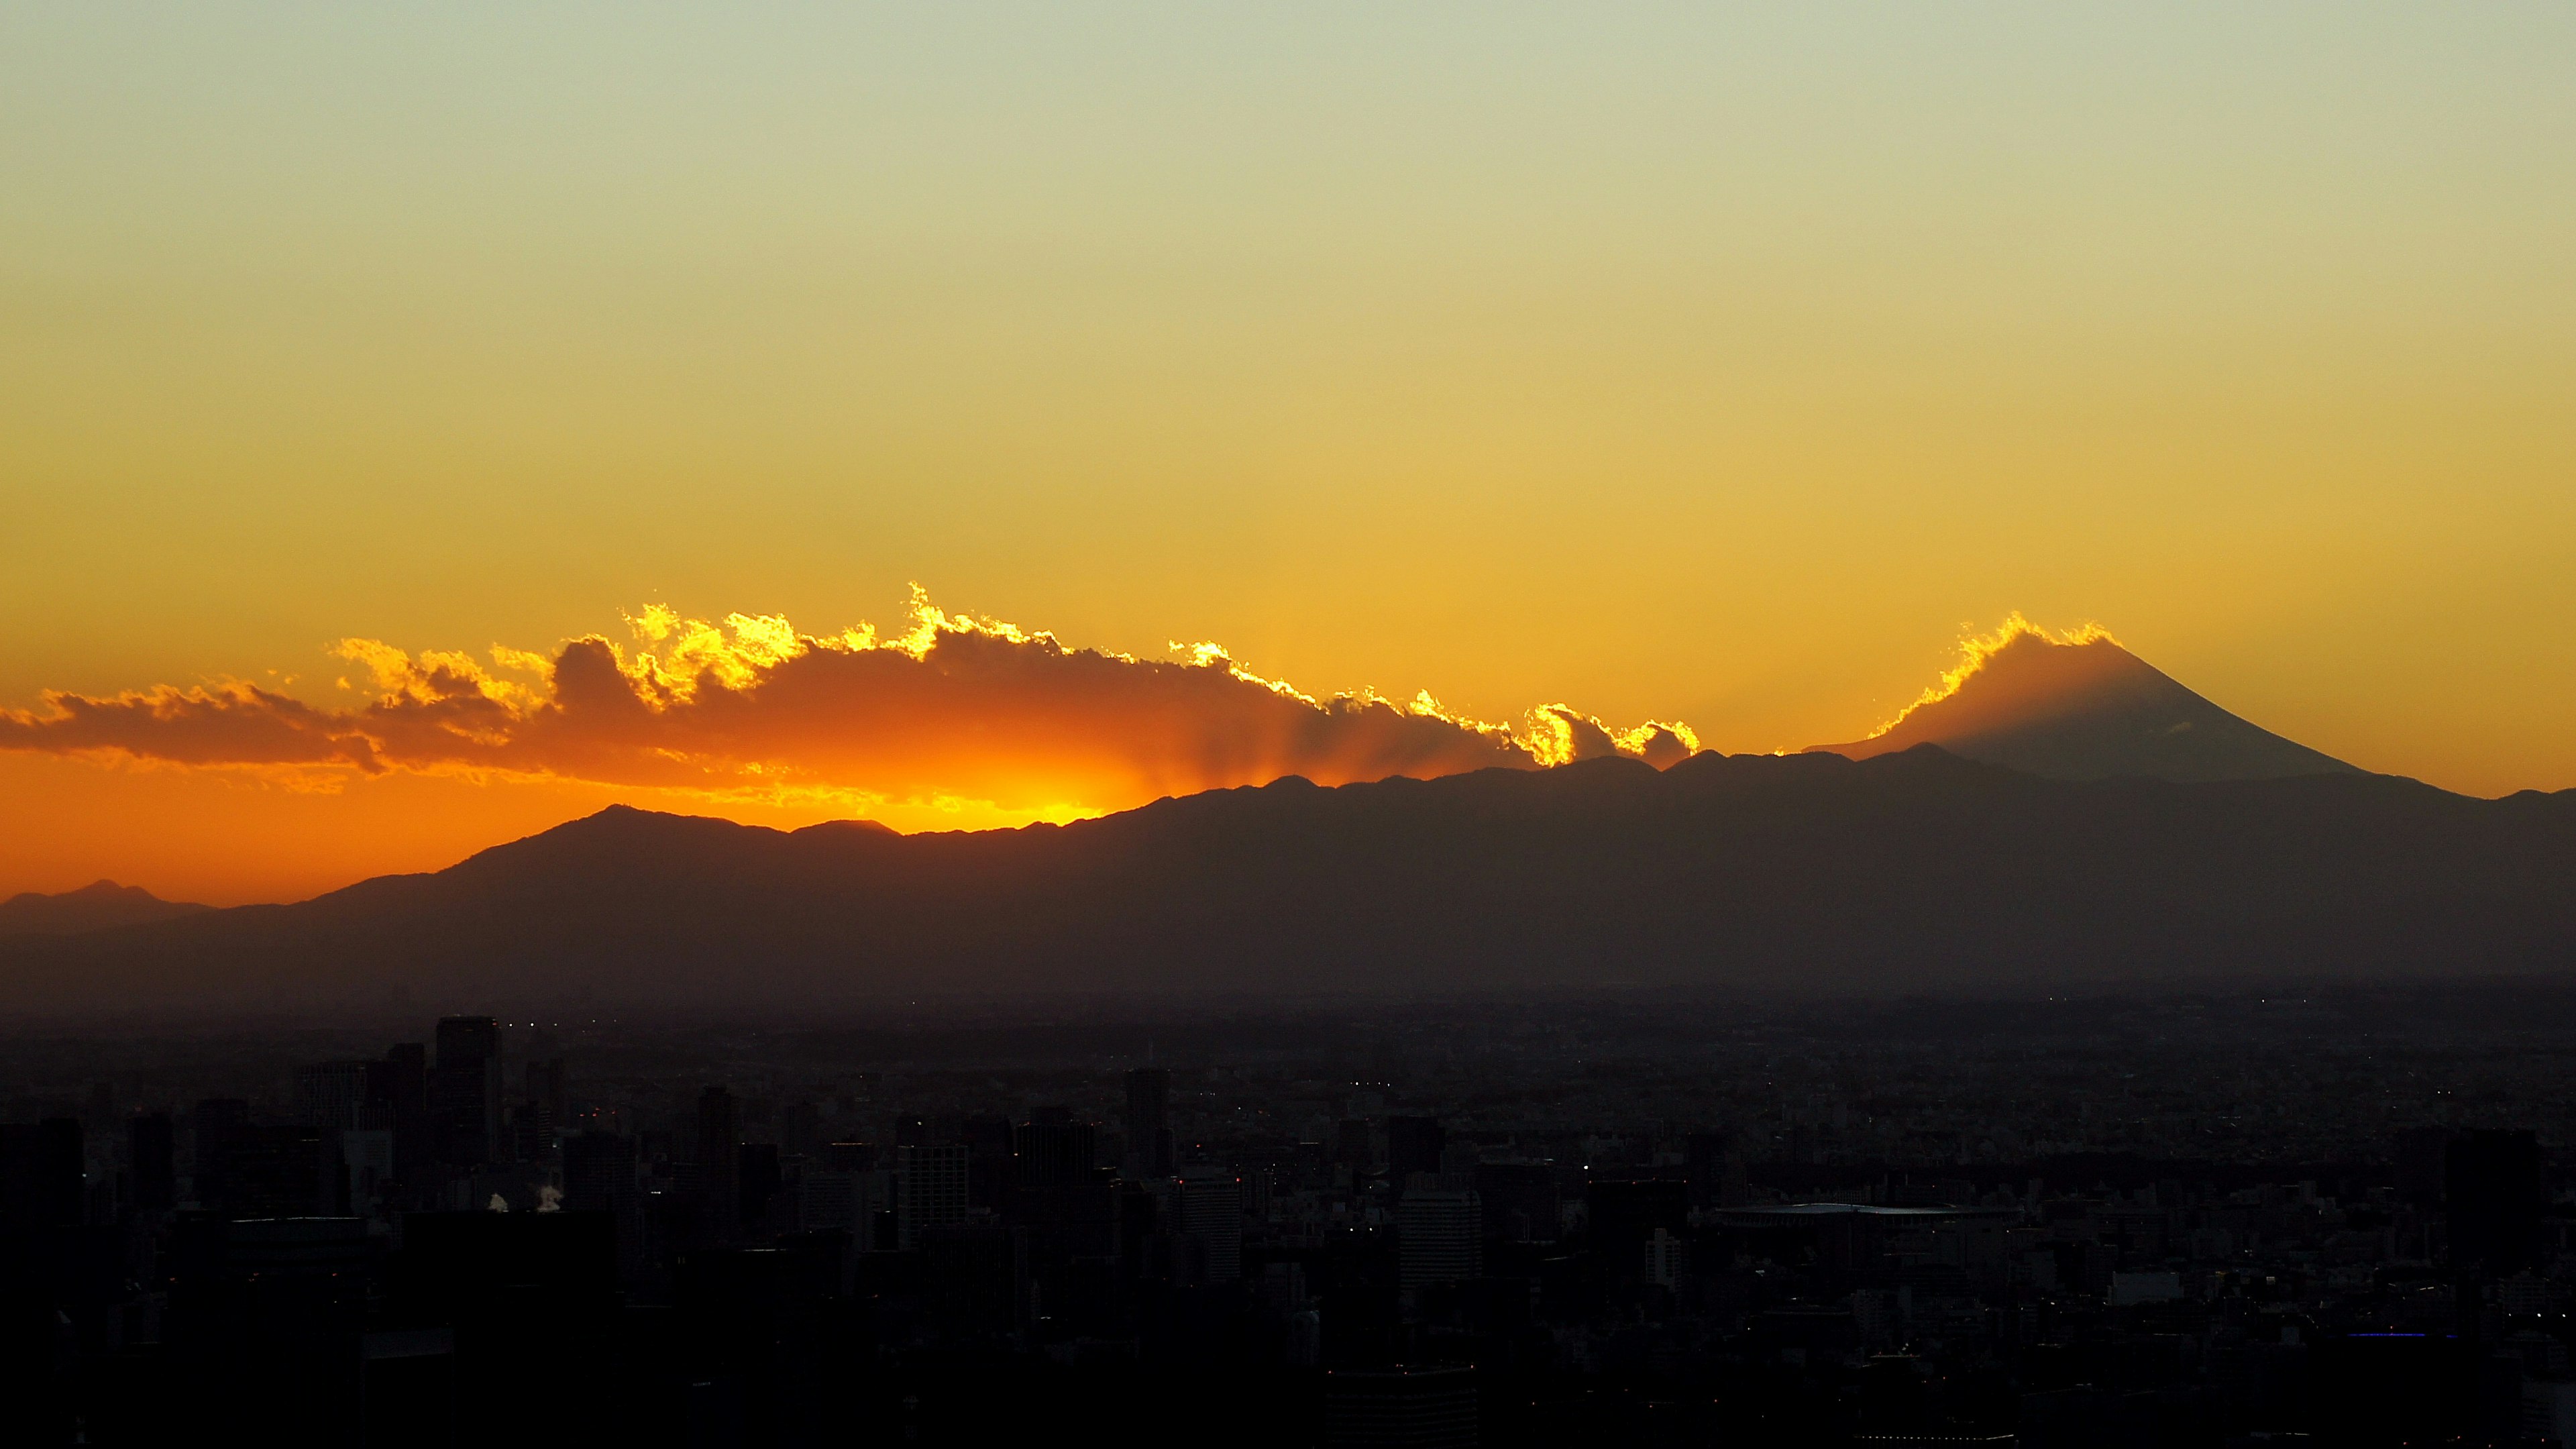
[9,988,2576,1444]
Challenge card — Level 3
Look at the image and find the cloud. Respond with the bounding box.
[1862,612,2118,741]
[0,590,1701,818]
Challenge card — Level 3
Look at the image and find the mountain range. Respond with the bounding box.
[3,747,2570,1014]
[0,879,209,938]
[6,630,2567,1014]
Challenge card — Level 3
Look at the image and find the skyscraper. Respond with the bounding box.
[1012,1118,1098,1189]
[1124,1067,1172,1178]
[524,1057,568,1145]
[373,1043,429,1180]
[1399,1187,1482,1291]
[698,1086,742,1232]
[193,1097,249,1209]
[1387,1116,1446,1187]
[896,1144,969,1249]
[1472,1163,1558,1244]
[294,1061,373,1130]
[129,1112,176,1213]
[1176,1173,1244,1282]
[431,1016,500,1167]
[2449,1128,2543,1278]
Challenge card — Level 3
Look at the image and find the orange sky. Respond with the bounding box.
[5,8,2573,902]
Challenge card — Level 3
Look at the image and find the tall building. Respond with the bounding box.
[1644,1226,1690,1289]
[1012,1118,1098,1189]
[1336,1118,1375,1175]
[564,1130,638,1216]
[781,1099,821,1159]
[192,1097,250,1208]
[564,1130,642,1274]
[1176,1172,1244,1282]
[1387,1116,1446,1187]
[524,1057,568,1143]
[964,1115,1013,1210]
[341,1130,395,1212]
[1684,1131,1735,1208]
[1472,1162,1558,1243]
[2449,1129,2543,1277]
[697,1086,743,1231]
[431,1016,501,1167]
[0,1119,85,1228]
[1399,1188,1482,1291]
[294,1060,372,1130]
[1124,1068,1172,1178]
[129,1112,176,1212]
[372,1044,428,1179]
[223,1123,334,1218]
[739,1142,783,1227]
[896,1144,969,1249]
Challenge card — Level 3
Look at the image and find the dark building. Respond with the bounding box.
[193,1097,249,1207]
[1387,1116,1446,1187]
[698,1085,743,1232]
[781,1097,821,1159]
[1684,1131,1733,1208]
[1337,1118,1375,1175]
[918,1224,1029,1339]
[372,1043,429,1179]
[389,1211,621,1444]
[1586,1180,1690,1284]
[129,1112,177,1213]
[512,1057,567,1161]
[222,1123,337,1218]
[294,1059,374,1129]
[563,1129,642,1275]
[1125,1067,1172,1177]
[1012,1118,1099,1189]
[965,1114,1014,1210]
[2448,1128,2543,1277]
[166,1216,374,1447]
[0,1119,85,1232]
[2396,1125,2453,1207]
[1325,1365,1479,1448]
[431,1016,501,1167]
[739,1142,784,1228]
[1472,1163,1558,1243]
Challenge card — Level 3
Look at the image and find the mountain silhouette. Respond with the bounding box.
[0,880,211,938]
[3,749,2569,1014]
[1810,630,2357,782]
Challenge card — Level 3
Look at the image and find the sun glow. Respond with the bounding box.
[1,590,1703,851]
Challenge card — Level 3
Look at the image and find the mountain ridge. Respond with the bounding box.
[5,747,2570,1014]
[0,880,212,938]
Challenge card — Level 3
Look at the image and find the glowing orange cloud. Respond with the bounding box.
[0,591,1699,822]
[1861,612,2118,742]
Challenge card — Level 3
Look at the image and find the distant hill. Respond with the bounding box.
[3,749,2570,1014]
[1811,631,2357,782]
[0,880,210,938]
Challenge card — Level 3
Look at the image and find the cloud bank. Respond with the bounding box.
[0,592,1699,820]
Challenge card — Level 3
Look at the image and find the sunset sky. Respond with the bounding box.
[5,5,2572,904]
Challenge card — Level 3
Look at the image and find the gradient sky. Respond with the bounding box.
[4,5,2573,904]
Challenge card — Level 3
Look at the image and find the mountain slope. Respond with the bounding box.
[3,749,2569,1013]
[1811,630,2357,782]
[0,880,211,938]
